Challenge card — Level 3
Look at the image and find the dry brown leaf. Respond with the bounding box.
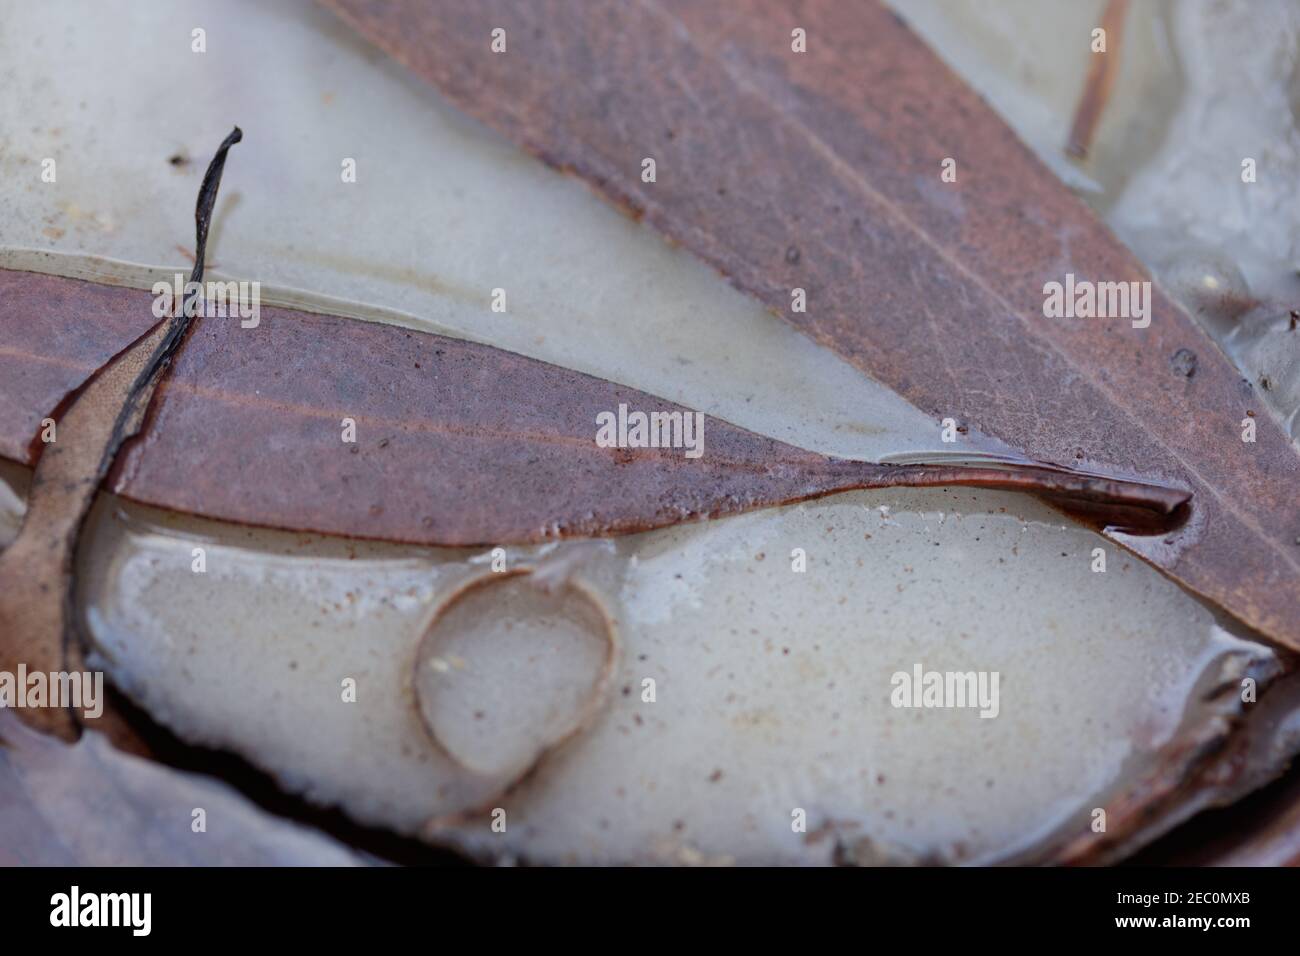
[0,129,242,741]
[322,0,1300,650]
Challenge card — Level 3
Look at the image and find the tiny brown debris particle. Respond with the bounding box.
[167,152,190,168]
[708,768,723,783]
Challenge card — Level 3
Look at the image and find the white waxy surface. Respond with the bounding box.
[13,469,1266,865]
[0,0,1295,863]
[0,0,961,464]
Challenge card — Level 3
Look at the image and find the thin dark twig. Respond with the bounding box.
[95,126,243,488]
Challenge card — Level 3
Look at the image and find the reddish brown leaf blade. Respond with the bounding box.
[0,317,172,742]
[322,0,1300,649]
[0,269,1186,548]
[0,270,159,465]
